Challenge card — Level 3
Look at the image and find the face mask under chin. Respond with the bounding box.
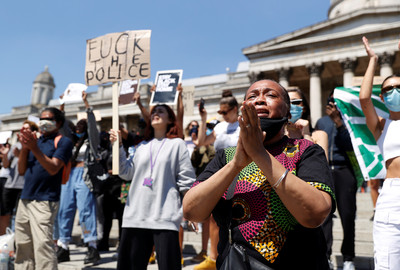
[259,117,288,142]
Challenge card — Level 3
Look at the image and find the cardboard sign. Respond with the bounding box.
[119,80,140,105]
[85,30,151,86]
[150,70,182,105]
[60,83,88,104]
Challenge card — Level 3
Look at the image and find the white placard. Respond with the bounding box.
[0,131,12,144]
[60,83,88,104]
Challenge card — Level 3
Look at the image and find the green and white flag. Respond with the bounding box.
[333,86,389,181]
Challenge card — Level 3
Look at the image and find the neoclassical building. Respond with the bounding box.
[244,0,400,125]
[1,0,399,139]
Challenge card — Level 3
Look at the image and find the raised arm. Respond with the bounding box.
[359,36,382,140]
[133,90,151,124]
[83,91,100,160]
[176,84,184,139]
[196,105,216,147]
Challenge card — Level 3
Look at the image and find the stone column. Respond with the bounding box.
[340,58,357,88]
[379,52,394,78]
[40,87,49,105]
[31,86,39,105]
[307,63,323,127]
[277,68,291,89]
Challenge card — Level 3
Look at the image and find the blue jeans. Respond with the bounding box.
[58,166,97,243]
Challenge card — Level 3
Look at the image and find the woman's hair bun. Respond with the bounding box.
[222,90,233,98]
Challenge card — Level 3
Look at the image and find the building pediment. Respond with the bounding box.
[243,6,400,60]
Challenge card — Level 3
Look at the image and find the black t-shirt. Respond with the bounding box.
[195,136,335,270]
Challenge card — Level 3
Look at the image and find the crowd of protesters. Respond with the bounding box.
[0,36,399,270]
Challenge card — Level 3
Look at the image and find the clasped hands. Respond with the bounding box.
[232,101,267,170]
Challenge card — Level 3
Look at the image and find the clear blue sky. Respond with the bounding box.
[0,0,330,115]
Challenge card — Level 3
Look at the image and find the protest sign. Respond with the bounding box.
[85,30,151,175]
[334,86,389,181]
[60,83,88,104]
[119,80,140,105]
[0,131,12,144]
[85,30,151,86]
[150,70,183,105]
[27,115,40,124]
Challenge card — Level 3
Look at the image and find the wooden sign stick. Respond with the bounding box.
[112,82,120,175]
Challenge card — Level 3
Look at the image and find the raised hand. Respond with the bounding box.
[109,129,121,145]
[362,36,378,61]
[177,83,183,93]
[133,91,141,103]
[0,144,10,156]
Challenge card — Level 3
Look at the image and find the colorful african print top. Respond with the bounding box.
[195,136,335,269]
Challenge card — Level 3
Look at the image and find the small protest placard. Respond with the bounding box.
[150,70,183,105]
[0,131,12,144]
[60,83,88,104]
[27,115,40,124]
[119,80,140,105]
[85,30,151,86]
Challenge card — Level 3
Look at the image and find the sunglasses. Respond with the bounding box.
[217,107,233,115]
[382,84,400,94]
[39,117,55,121]
[290,99,303,106]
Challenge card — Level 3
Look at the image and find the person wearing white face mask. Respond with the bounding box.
[360,36,400,270]
[15,107,73,270]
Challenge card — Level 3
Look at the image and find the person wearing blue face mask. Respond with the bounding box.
[360,36,400,270]
[286,88,328,160]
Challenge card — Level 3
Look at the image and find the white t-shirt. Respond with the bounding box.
[213,121,240,151]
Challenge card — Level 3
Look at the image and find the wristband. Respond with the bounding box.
[273,169,289,189]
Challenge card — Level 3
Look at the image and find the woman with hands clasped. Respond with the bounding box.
[109,103,195,270]
[360,36,400,269]
[183,80,335,269]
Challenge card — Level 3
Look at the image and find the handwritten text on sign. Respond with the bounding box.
[85,30,151,86]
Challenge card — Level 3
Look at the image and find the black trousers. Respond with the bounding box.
[322,165,357,261]
[117,228,181,270]
[98,177,124,249]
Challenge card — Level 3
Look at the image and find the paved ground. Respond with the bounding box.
[57,192,375,270]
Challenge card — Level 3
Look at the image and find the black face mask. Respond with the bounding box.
[259,117,288,142]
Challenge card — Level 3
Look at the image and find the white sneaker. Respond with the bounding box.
[343,261,355,270]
